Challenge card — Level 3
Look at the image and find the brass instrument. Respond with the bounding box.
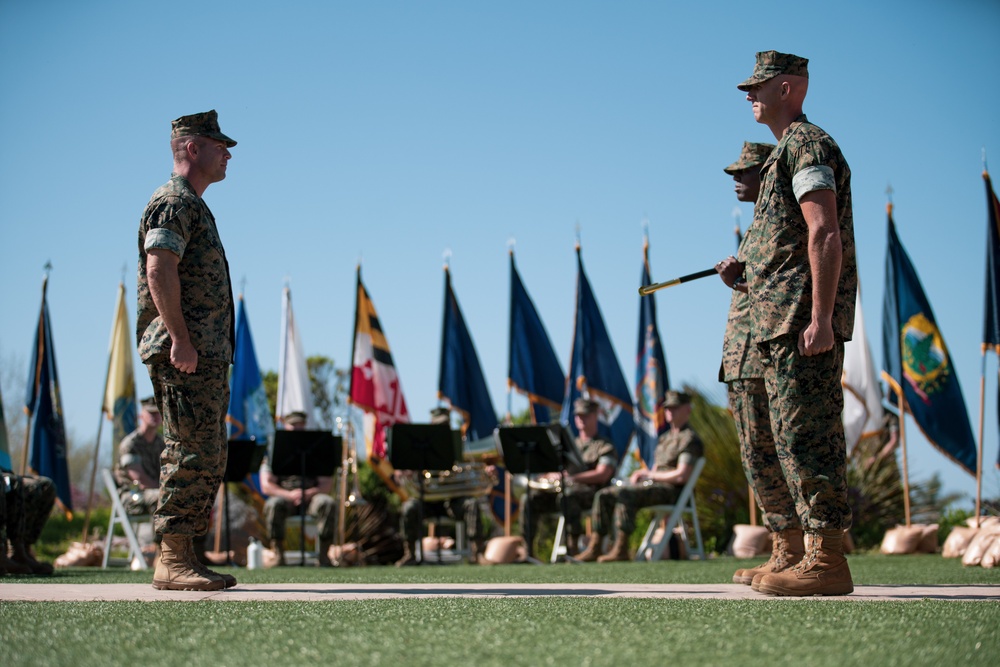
[334,417,367,565]
[400,463,497,502]
[526,475,566,493]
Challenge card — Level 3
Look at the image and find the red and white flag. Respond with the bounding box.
[349,267,409,459]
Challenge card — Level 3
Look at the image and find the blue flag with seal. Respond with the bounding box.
[882,205,977,475]
[561,245,634,459]
[227,296,274,445]
[635,238,669,467]
[508,250,565,425]
[439,265,498,441]
[25,274,73,514]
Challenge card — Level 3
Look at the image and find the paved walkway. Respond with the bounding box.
[2,582,997,602]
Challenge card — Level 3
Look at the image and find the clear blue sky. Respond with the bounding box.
[2,1,999,506]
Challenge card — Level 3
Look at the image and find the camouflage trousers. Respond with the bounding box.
[760,334,852,531]
[147,359,230,537]
[400,496,483,545]
[728,378,800,532]
[264,493,337,542]
[1,474,56,545]
[591,482,678,537]
[524,484,598,543]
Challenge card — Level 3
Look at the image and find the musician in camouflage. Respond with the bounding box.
[717,142,805,586]
[522,397,617,556]
[736,51,856,596]
[138,110,237,591]
[577,391,703,563]
[1,473,56,575]
[114,397,165,516]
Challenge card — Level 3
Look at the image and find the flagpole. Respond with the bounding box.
[896,392,912,527]
[975,351,986,527]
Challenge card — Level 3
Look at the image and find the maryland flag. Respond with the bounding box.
[882,204,977,475]
[349,266,410,461]
[103,283,137,457]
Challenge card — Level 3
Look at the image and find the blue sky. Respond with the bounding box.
[2,1,999,505]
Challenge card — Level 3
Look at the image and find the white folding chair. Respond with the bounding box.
[101,468,151,570]
[634,457,706,562]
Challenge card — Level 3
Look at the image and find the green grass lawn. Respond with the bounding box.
[2,555,998,667]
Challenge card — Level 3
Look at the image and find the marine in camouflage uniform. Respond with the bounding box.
[114,398,165,515]
[577,391,703,562]
[737,51,857,596]
[1,473,56,575]
[718,141,801,535]
[138,110,236,591]
[523,397,618,555]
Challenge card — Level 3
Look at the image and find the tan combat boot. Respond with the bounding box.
[270,539,286,567]
[395,540,417,567]
[597,533,631,562]
[575,534,605,562]
[757,529,853,596]
[732,528,804,585]
[152,535,225,591]
[190,558,237,588]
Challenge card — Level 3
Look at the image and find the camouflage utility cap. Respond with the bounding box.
[430,406,451,424]
[737,51,809,91]
[171,110,237,147]
[140,396,159,413]
[662,391,691,408]
[574,397,599,415]
[724,141,776,175]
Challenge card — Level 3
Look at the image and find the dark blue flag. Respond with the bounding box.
[635,239,670,467]
[882,205,977,475]
[561,245,634,459]
[439,266,498,441]
[508,251,565,424]
[227,296,274,445]
[982,171,1000,469]
[25,276,73,513]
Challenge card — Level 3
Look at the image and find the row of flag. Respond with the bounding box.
[14,173,1000,521]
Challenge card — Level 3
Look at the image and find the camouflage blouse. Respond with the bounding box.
[740,114,857,345]
[136,175,235,363]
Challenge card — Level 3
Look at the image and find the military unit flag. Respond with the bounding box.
[507,251,565,425]
[882,205,977,475]
[842,285,884,450]
[0,384,11,473]
[561,245,634,459]
[981,171,1000,470]
[102,283,137,455]
[227,296,274,445]
[439,266,498,441]
[634,238,669,467]
[276,286,314,428]
[25,275,73,513]
[350,267,410,459]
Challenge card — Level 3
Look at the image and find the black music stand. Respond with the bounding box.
[495,424,565,561]
[387,423,456,565]
[271,430,341,566]
[222,440,265,566]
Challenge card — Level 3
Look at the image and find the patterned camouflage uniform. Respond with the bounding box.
[721,142,799,533]
[114,429,165,515]
[138,174,234,537]
[524,434,617,541]
[740,114,857,531]
[590,425,703,537]
[399,492,482,548]
[260,457,338,544]
[2,474,56,548]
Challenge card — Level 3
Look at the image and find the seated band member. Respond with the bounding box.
[577,391,703,562]
[394,407,485,567]
[114,397,165,516]
[522,397,617,556]
[259,411,337,566]
[1,470,57,575]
